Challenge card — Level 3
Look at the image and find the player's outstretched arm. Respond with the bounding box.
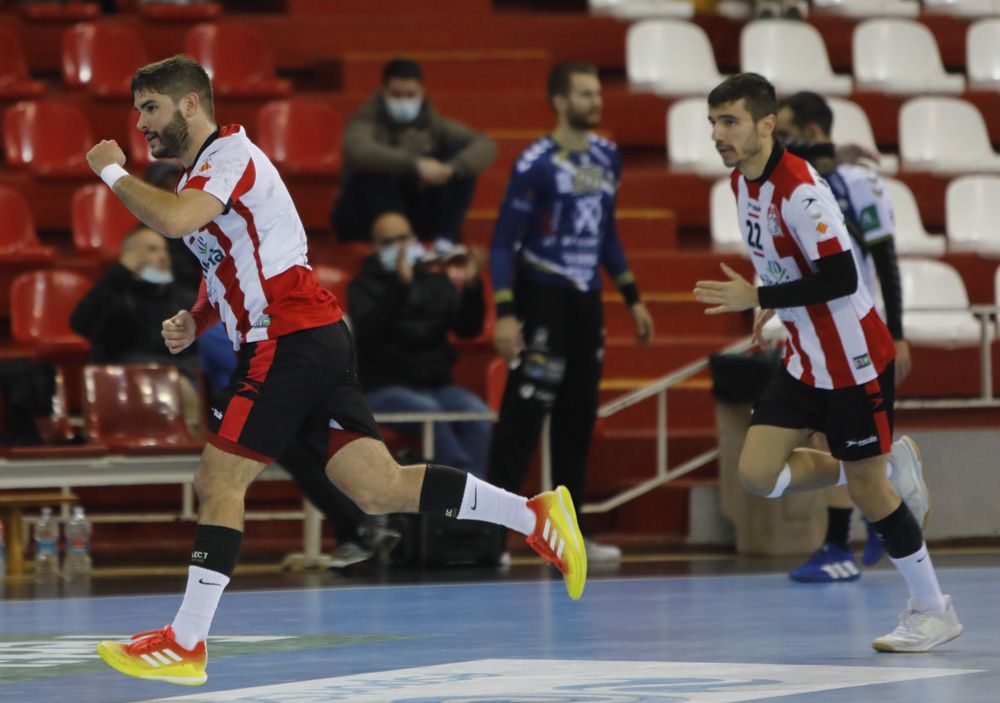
[86,139,224,239]
[693,262,758,314]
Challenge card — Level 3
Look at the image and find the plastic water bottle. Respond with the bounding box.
[64,506,93,580]
[34,507,60,583]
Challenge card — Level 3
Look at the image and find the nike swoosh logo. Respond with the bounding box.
[916,557,926,563]
[198,578,223,586]
[471,486,477,510]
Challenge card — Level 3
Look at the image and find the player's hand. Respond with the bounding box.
[630,302,653,346]
[162,310,197,354]
[395,242,415,285]
[415,157,454,186]
[835,142,880,167]
[752,308,777,349]
[693,262,758,314]
[493,315,524,361]
[86,139,127,177]
[894,339,912,385]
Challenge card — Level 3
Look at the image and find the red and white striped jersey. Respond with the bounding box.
[731,150,894,389]
[177,125,340,350]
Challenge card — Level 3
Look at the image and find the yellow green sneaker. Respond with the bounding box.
[97,625,207,686]
[526,485,587,600]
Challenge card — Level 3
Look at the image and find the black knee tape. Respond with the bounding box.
[418,464,469,518]
[191,524,243,576]
[871,502,923,559]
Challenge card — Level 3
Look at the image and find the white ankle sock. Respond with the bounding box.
[456,474,536,536]
[171,565,230,650]
[890,543,947,613]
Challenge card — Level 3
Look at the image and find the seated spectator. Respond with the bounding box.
[348,212,492,476]
[70,225,204,438]
[332,57,497,244]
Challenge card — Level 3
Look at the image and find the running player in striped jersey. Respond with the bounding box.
[83,55,587,687]
[694,73,961,653]
[777,91,909,582]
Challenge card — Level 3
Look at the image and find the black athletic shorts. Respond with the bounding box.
[750,362,895,462]
[207,321,381,463]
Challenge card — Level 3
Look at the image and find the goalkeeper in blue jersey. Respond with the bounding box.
[486,61,654,562]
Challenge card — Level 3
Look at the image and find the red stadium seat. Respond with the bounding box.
[62,22,148,97]
[83,364,203,453]
[256,99,343,176]
[17,1,100,21]
[0,27,45,98]
[184,22,292,97]
[486,356,508,412]
[0,186,57,263]
[3,101,94,177]
[72,184,141,262]
[10,270,92,355]
[312,264,350,307]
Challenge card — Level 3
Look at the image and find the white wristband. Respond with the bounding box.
[100,163,129,189]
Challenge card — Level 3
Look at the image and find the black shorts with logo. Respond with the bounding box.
[750,362,895,462]
[207,321,381,464]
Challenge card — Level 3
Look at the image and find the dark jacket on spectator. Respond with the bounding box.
[70,263,198,375]
[347,256,485,390]
[341,93,496,181]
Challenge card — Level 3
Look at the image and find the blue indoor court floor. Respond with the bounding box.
[1,558,998,703]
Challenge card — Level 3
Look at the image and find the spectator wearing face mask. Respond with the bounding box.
[70,224,204,438]
[331,58,497,244]
[346,211,492,477]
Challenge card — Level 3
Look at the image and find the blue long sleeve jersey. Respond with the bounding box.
[490,134,639,317]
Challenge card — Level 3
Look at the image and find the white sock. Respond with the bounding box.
[836,461,847,486]
[890,543,947,613]
[456,474,536,536]
[171,565,230,650]
[766,465,792,498]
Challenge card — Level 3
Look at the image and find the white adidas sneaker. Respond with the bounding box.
[872,595,963,653]
[888,435,930,528]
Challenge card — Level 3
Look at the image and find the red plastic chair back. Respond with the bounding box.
[256,99,343,175]
[0,186,43,254]
[0,27,44,97]
[312,264,350,308]
[486,357,509,413]
[62,22,148,96]
[3,101,94,176]
[10,270,92,349]
[72,184,141,261]
[83,364,199,451]
[184,22,290,96]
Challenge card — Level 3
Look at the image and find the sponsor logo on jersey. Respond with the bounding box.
[816,222,828,234]
[853,352,872,369]
[251,314,271,329]
[767,204,782,237]
[846,435,878,447]
[859,204,881,232]
[198,161,212,173]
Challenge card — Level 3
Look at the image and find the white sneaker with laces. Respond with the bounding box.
[889,435,930,528]
[872,595,962,653]
[584,539,622,563]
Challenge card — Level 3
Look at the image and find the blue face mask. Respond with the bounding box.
[378,242,425,271]
[139,265,174,285]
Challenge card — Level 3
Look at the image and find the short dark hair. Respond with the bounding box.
[131,54,214,120]
[547,61,598,104]
[382,58,423,84]
[707,72,778,122]
[778,91,834,137]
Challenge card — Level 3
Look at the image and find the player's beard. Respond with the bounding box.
[567,105,601,131]
[151,109,191,159]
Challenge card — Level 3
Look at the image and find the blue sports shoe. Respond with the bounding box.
[789,543,861,583]
[862,519,886,567]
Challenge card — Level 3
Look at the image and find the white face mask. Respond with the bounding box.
[384,97,423,124]
[378,241,425,271]
[139,265,174,285]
